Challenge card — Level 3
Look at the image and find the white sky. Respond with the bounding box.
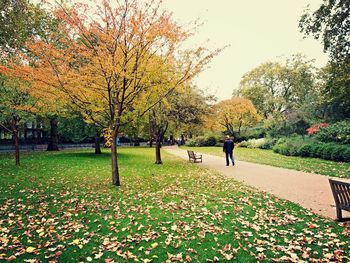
[163,0,328,100]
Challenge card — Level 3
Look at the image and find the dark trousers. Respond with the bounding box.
[225,151,234,165]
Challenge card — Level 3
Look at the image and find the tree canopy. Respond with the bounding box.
[300,0,350,65]
[236,55,315,119]
[209,97,261,135]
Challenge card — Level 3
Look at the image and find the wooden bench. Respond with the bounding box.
[329,179,350,221]
[187,150,202,163]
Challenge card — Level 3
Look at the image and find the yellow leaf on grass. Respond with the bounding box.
[26,247,36,253]
[151,242,158,249]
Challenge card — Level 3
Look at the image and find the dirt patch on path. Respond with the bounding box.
[165,146,350,220]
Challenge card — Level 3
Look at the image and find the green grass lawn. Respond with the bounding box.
[182,146,350,178]
[0,148,349,262]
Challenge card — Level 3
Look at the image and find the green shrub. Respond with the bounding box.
[195,136,206,146]
[320,144,333,160]
[259,138,277,149]
[187,134,219,147]
[343,148,350,162]
[308,144,321,158]
[315,120,350,144]
[273,137,305,156]
[276,140,350,162]
[298,144,312,157]
[205,136,217,146]
[186,139,196,147]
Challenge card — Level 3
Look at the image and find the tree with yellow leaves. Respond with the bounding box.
[1,0,221,186]
[211,98,261,135]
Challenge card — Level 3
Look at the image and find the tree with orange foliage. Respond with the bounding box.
[0,0,56,166]
[211,98,261,135]
[1,0,221,186]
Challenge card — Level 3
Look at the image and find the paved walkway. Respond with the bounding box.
[165,146,350,219]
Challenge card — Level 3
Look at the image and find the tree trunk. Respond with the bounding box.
[181,134,185,145]
[12,119,20,167]
[149,139,153,148]
[47,117,59,151]
[238,120,242,134]
[155,136,162,164]
[95,132,102,154]
[111,130,121,186]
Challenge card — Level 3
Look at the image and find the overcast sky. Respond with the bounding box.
[163,0,328,100]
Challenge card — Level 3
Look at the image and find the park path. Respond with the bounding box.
[164,146,350,220]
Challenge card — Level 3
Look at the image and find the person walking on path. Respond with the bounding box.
[223,135,235,166]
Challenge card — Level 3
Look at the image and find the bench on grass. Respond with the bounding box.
[187,150,202,163]
[329,179,350,221]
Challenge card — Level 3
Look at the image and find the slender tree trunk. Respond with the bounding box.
[111,130,121,186]
[95,131,102,154]
[47,117,59,151]
[149,114,153,148]
[12,119,20,167]
[155,135,162,164]
[238,120,242,134]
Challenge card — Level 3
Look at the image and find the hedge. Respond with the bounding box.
[274,138,350,162]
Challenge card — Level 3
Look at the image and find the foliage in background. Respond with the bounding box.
[264,113,309,138]
[297,143,350,162]
[186,133,222,147]
[0,0,56,54]
[307,122,329,135]
[272,137,315,157]
[314,120,350,144]
[273,137,350,162]
[238,138,277,150]
[0,0,58,164]
[57,115,96,143]
[168,87,212,139]
[300,0,350,65]
[300,1,350,120]
[208,97,261,135]
[237,55,315,119]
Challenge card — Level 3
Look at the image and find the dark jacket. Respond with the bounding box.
[223,139,234,153]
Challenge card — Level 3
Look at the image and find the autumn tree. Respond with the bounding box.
[0,0,55,165]
[0,76,37,166]
[1,0,220,186]
[211,98,261,135]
